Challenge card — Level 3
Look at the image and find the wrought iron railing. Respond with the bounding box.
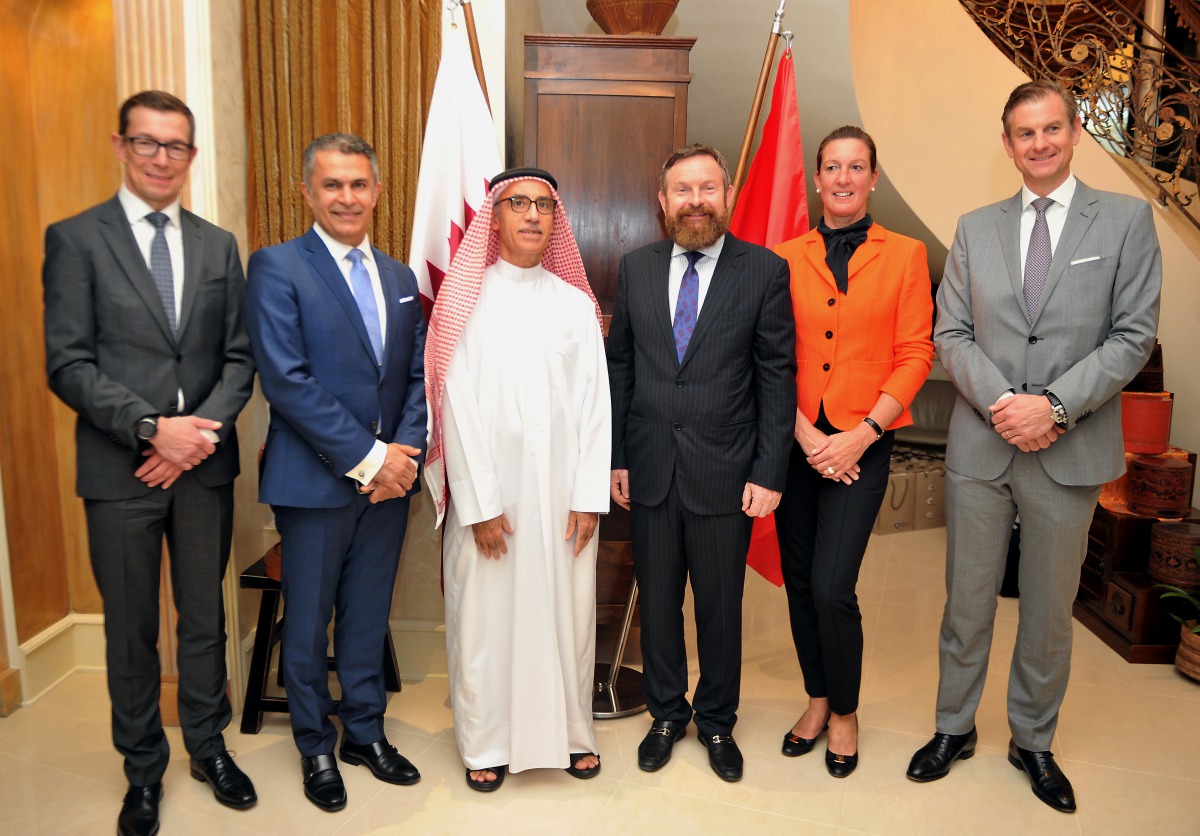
[961,0,1200,232]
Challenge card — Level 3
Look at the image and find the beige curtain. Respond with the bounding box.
[244,0,441,256]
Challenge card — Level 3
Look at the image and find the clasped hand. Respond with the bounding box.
[799,425,865,486]
[989,395,1065,452]
[136,415,222,489]
[361,443,421,503]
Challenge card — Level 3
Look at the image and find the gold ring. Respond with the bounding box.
[826,467,835,475]
[1005,430,1012,439]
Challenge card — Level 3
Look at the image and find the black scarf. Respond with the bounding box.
[817,214,872,294]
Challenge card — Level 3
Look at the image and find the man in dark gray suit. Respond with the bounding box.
[907,80,1161,813]
[44,90,256,836]
[608,144,796,782]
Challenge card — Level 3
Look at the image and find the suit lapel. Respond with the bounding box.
[375,248,402,375]
[650,242,677,361]
[301,228,379,367]
[176,210,204,340]
[1033,180,1099,327]
[802,235,838,293]
[680,234,744,368]
[847,224,885,279]
[96,197,175,344]
[996,192,1026,323]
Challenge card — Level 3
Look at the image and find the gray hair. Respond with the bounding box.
[302,133,380,184]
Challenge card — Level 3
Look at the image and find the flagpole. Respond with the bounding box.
[730,0,787,212]
[459,0,491,112]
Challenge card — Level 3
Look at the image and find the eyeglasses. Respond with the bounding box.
[494,195,557,215]
[123,136,194,162]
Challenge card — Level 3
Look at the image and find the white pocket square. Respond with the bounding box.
[1070,256,1100,265]
[398,295,415,303]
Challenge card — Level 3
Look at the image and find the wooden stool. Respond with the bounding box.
[239,553,402,734]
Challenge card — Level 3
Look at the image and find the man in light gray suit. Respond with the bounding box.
[906,80,1160,813]
[44,91,256,836]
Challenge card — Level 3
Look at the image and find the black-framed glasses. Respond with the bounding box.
[123,135,194,162]
[494,195,556,215]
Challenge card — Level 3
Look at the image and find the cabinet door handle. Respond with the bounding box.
[1109,597,1126,615]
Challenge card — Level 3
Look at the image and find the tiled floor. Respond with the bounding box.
[2,527,1198,834]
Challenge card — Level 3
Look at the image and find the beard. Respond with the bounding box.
[664,203,730,250]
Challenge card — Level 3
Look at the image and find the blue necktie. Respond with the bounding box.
[146,212,176,336]
[1024,197,1054,318]
[673,251,702,362]
[347,248,383,364]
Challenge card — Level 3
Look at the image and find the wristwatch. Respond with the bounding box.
[1043,391,1068,428]
[135,415,160,442]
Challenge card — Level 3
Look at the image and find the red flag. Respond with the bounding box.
[409,26,503,318]
[729,48,808,587]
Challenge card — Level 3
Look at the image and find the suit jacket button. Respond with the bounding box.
[675,379,684,388]
[370,420,378,432]
[1028,336,1037,344]
[673,422,682,430]
[825,330,833,339]
[823,363,831,371]
[1021,384,1027,391]
[175,355,182,363]
[827,298,835,306]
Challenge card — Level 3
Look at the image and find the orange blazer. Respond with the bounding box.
[773,223,934,431]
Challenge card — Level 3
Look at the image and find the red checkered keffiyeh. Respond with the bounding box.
[424,176,601,524]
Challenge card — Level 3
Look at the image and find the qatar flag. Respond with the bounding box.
[409,25,503,317]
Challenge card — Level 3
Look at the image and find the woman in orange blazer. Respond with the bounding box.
[772,126,934,778]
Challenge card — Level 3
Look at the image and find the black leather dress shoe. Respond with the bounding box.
[118,783,162,836]
[698,733,743,782]
[782,724,827,757]
[339,738,420,785]
[1007,740,1076,812]
[301,753,347,812]
[906,727,978,782]
[190,750,257,809]
[637,719,687,771]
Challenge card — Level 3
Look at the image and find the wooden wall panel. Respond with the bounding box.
[29,0,118,618]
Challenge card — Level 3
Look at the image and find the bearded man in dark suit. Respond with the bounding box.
[608,143,796,783]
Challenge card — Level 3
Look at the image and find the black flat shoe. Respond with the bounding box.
[339,737,420,785]
[906,727,977,782]
[465,765,506,792]
[781,724,828,757]
[301,753,347,812]
[637,719,687,772]
[565,753,601,779]
[1007,740,1076,813]
[190,750,257,809]
[117,783,162,836]
[825,748,858,778]
[698,733,743,782]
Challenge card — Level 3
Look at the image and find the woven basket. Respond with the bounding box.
[1176,623,1200,682]
[586,0,680,35]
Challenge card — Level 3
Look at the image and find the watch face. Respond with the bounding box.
[137,418,158,440]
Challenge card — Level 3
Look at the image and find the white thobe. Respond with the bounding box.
[441,258,612,773]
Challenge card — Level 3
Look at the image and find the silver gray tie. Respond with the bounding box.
[1023,197,1054,319]
[146,212,176,336]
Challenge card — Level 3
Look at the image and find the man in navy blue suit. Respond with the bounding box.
[245,133,427,812]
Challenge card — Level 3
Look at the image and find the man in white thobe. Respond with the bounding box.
[425,167,611,791]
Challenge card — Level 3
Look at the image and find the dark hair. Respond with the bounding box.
[815,126,877,172]
[1001,80,1077,136]
[119,90,195,145]
[302,133,380,185]
[659,143,731,193]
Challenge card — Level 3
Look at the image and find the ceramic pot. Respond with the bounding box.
[586,0,680,35]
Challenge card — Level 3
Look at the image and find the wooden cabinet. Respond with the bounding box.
[1073,503,1198,663]
[523,34,694,317]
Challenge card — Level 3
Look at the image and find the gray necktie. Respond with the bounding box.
[1023,197,1054,318]
[146,212,176,336]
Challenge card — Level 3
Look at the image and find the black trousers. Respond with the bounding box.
[631,480,753,736]
[775,414,892,716]
[85,474,234,787]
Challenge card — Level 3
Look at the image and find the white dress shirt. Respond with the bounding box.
[309,224,390,486]
[668,234,727,321]
[1018,174,1077,282]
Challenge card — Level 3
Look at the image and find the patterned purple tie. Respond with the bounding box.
[673,251,702,362]
[1023,197,1054,318]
